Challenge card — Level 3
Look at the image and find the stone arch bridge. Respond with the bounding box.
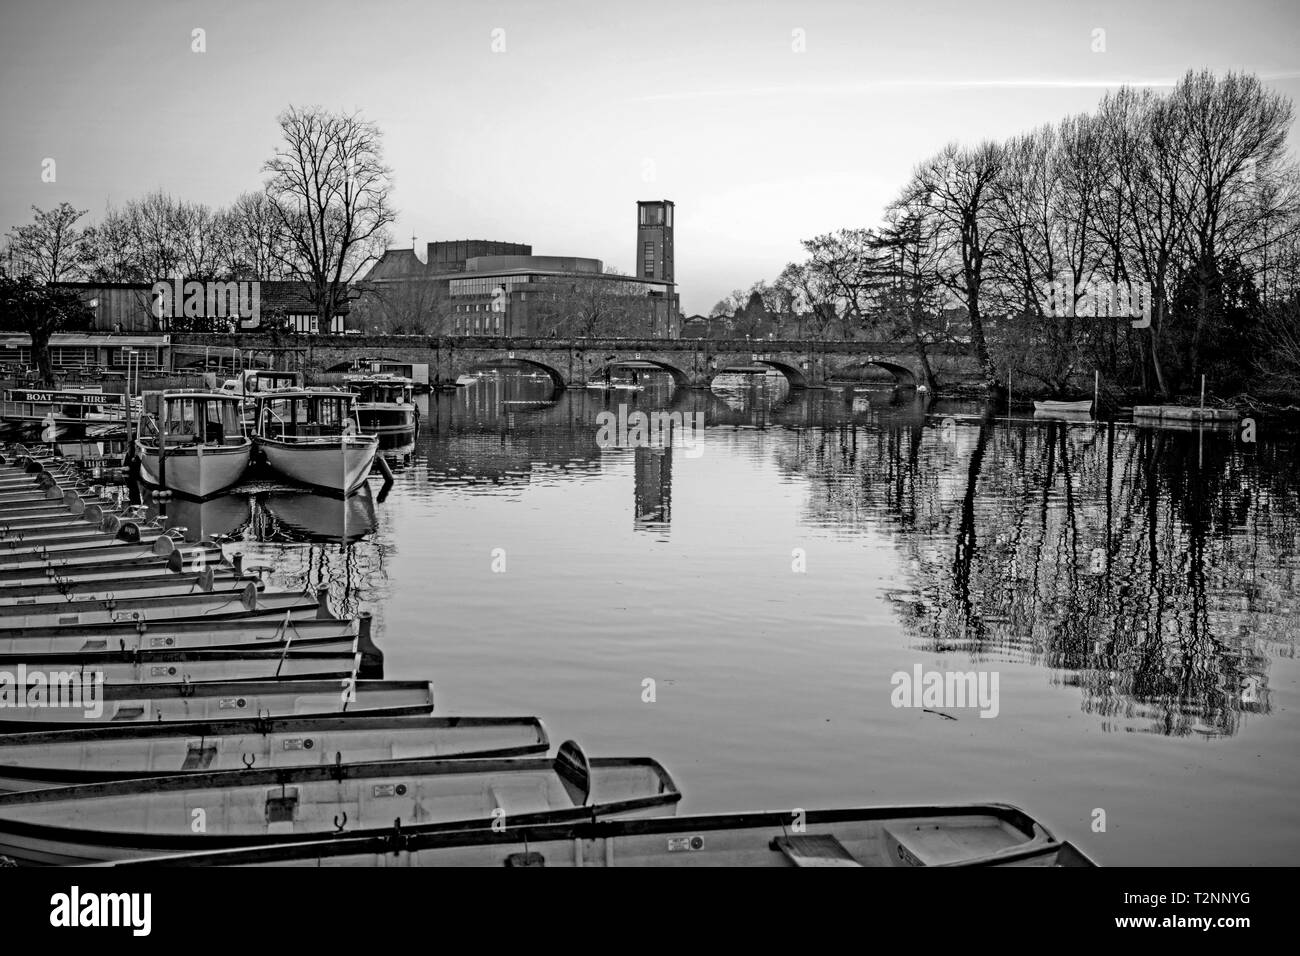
[172,335,982,390]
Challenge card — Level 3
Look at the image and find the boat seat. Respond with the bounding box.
[883,823,1021,866]
[771,834,863,867]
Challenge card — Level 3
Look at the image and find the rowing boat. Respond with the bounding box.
[0,615,358,656]
[0,677,434,731]
[1033,399,1093,415]
[0,568,249,606]
[0,584,318,629]
[0,533,211,571]
[0,741,677,864]
[0,646,361,685]
[91,804,1095,868]
[0,714,549,790]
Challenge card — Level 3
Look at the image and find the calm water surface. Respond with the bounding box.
[169,371,1300,865]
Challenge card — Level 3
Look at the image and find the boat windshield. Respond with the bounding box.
[260,394,354,440]
[163,397,241,444]
[351,382,410,404]
[247,371,300,394]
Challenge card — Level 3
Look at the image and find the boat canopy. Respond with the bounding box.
[257,390,358,440]
[156,393,243,445]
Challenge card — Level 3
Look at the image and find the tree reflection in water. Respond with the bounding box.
[783,407,1295,737]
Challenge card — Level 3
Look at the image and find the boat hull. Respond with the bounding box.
[137,440,251,499]
[0,753,677,863]
[1033,400,1092,415]
[258,436,378,496]
[354,405,416,439]
[94,804,1096,868]
[0,715,547,790]
[0,678,434,731]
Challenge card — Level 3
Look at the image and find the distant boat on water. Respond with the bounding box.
[1033,399,1093,416]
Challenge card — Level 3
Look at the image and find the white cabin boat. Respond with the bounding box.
[344,374,417,441]
[254,389,379,496]
[136,392,251,499]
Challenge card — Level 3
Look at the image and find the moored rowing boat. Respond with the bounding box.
[0,677,434,731]
[0,714,548,790]
[92,803,1094,868]
[0,741,677,864]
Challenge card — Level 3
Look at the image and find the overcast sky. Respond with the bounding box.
[2,0,1298,314]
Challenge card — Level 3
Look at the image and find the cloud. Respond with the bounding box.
[628,71,1300,103]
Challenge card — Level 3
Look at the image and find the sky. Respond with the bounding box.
[2,0,1299,315]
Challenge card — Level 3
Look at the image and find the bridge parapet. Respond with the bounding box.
[168,333,980,389]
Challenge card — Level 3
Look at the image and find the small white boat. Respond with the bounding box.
[345,374,418,441]
[0,714,549,790]
[136,392,251,499]
[454,374,479,387]
[254,389,379,496]
[0,741,678,864]
[96,803,1096,868]
[1033,400,1093,415]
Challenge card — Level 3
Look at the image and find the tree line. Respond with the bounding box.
[724,70,1300,400]
[2,105,395,374]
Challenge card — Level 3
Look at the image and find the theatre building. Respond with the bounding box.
[360,200,680,338]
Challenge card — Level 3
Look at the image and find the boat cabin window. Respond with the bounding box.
[260,394,353,439]
[163,397,240,444]
[349,381,411,404]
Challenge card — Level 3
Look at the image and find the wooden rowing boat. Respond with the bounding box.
[0,584,316,629]
[0,550,222,584]
[0,677,434,731]
[0,615,357,656]
[0,742,678,864]
[0,646,361,685]
[0,534,211,571]
[0,714,549,790]
[0,568,251,606]
[91,804,1095,868]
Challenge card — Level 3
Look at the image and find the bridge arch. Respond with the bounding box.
[712,359,809,389]
[835,359,919,389]
[588,358,691,387]
[464,356,567,389]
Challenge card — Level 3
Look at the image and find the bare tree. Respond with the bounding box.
[800,228,881,340]
[353,279,453,334]
[904,142,1005,382]
[264,106,396,333]
[214,191,295,279]
[4,203,91,283]
[534,277,635,337]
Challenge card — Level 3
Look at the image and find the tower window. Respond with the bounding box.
[643,241,655,278]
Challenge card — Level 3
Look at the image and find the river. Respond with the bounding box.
[154,370,1300,865]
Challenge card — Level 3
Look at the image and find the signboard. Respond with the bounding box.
[5,390,126,407]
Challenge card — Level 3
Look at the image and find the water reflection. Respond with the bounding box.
[153,483,378,546]
[420,373,1298,739]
